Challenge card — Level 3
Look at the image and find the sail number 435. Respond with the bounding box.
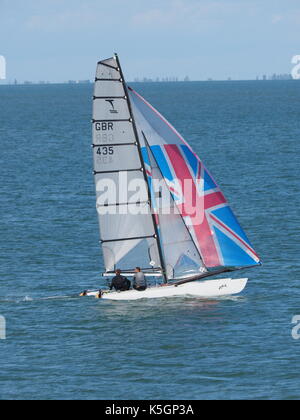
[96,146,114,156]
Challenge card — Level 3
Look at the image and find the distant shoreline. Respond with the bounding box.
[0,79,299,87]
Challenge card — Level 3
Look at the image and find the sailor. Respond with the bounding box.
[133,267,147,291]
[110,269,130,291]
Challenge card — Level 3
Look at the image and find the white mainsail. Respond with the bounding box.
[93,56,162,275]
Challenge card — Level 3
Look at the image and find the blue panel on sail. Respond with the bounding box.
[141,147,150,166]
[181,145,198,176]
[117,239,151,270]
[204,170,218,191]
[174,254,201,278]
[213,227,258,267]
[211,206,251,245]
[151,145,173,181]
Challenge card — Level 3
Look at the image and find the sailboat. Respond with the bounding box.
[82,54,260,300]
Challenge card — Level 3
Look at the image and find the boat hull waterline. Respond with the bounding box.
[82,278,248,301]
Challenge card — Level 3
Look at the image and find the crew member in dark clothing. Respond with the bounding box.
[110,269,130,291]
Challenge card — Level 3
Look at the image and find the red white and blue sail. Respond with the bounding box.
[128,87,260,271]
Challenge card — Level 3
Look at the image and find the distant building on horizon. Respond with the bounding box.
[270,73,292,80]
[66,80,91,84]
[133,76,187,82]
[258,73,293,81]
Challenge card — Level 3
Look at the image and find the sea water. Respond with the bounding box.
[0,81,299,400]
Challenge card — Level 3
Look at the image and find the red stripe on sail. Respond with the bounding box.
[164,144,221,267]
[204,191,227,210]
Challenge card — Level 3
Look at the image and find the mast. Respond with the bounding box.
[114,54,168,283]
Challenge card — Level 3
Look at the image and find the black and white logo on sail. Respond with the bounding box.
[106,99,118,114]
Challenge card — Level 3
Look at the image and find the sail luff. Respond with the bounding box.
[114,54,167,282]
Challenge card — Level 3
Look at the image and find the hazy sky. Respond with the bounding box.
[1,0,299,82]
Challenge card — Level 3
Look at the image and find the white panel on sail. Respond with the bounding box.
[93,121,136,145]
[93,144,141,172]
[96,58,119,80]
[94,98,130,121]
[158,212,204,279]
[103,237,160,272]
[95,171,148,205]
[99,202,154,241]
[128,87,182,147]
[94,81,125,97]
[155,179,204,279]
